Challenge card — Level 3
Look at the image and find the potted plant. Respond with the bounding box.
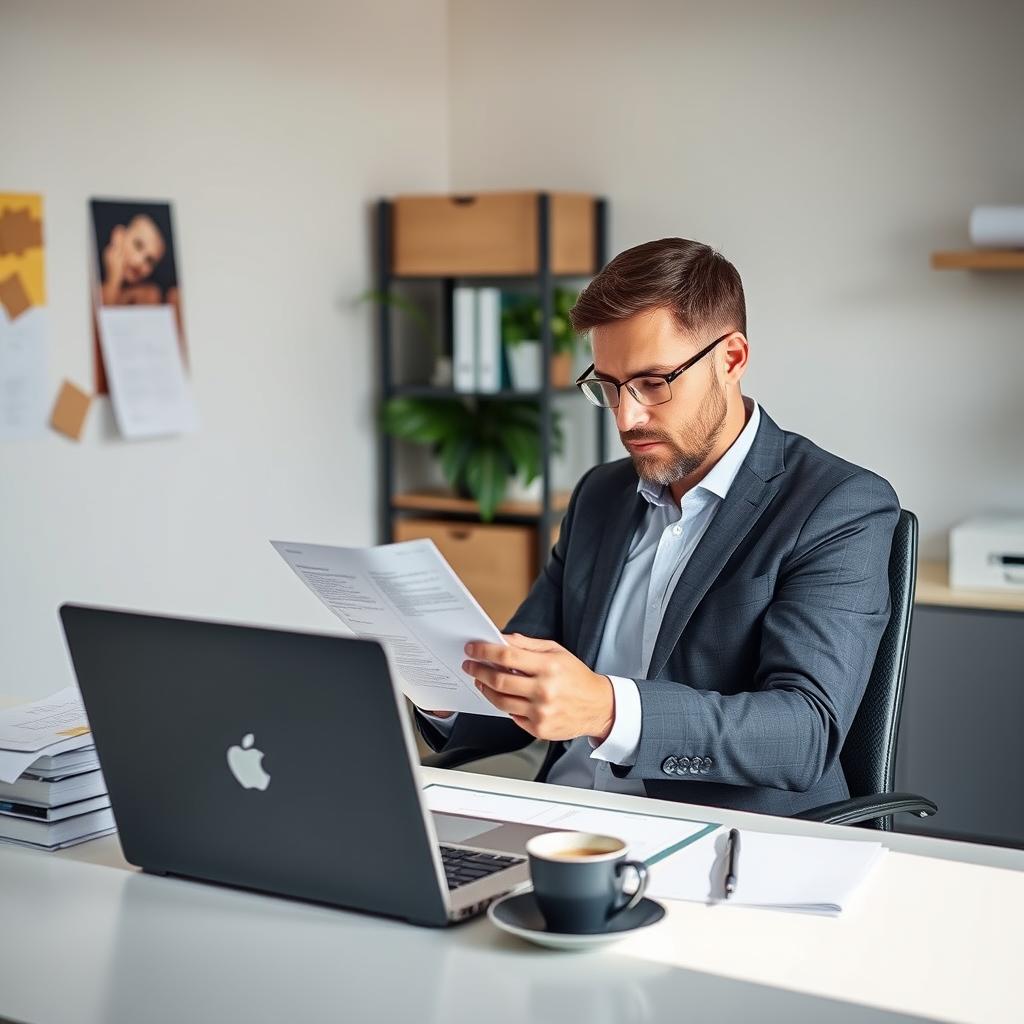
[501,286,582,390]
[380,397,564,521]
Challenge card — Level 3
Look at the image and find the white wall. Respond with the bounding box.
[5,0,1023,700]
[2,0,450,697]
[448,0,1024,557]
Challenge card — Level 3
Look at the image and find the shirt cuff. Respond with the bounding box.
[420,710,458,735]
[588,676,641,767]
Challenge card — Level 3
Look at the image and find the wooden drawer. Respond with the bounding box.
[393,517,536,628]
[391,191,597,277]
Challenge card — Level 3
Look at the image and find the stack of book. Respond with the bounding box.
[0,688,114,851]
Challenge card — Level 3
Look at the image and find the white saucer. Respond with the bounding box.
[487,889,666,951]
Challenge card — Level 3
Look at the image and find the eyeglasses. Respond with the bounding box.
[575,332,730,409]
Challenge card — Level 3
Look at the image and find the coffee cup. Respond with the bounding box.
[525,831,649,934]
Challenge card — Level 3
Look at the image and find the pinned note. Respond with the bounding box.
[50,380,92,440]
[0,194,48,440]
[0,273,31,321]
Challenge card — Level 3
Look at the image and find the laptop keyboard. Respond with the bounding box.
[439,844,524,890]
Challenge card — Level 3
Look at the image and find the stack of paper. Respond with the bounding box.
[0,688,114,851]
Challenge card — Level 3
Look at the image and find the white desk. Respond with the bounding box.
[1,768,1021,1024]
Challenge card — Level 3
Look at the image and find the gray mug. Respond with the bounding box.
[526,831,649,934]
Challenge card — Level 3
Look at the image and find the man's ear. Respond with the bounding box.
[722,332,749,381]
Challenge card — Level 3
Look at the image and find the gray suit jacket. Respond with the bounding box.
[418,406,900,818]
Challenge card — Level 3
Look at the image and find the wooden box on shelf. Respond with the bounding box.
[393,517,537,628]
[391,191,597,277]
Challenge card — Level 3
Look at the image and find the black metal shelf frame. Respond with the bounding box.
[375,193,609,569]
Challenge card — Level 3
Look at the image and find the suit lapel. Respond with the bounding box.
[576,476,647,667]
[646,409,787,678]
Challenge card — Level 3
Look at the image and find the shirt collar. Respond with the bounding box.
[637,397,761,508]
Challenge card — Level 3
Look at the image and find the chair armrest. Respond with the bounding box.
[421,746,493,771]
[793,792,938,826]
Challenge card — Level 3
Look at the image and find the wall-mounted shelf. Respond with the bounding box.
[930,250,1024,271]
[915,560,1024,613]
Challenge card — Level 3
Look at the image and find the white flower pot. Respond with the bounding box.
[505,341,543,391]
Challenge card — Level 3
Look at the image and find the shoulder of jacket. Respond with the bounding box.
[780,429,899,506]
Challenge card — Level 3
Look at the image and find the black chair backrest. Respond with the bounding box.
[840,509,918,830]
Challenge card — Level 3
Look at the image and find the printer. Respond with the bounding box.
[950,516,1024,593]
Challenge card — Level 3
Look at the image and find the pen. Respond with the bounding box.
[724,828,740,899]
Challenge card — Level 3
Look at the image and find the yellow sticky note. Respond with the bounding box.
[0,194,45,307]
[57,726,90,737]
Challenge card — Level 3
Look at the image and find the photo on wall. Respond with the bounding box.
[89,198,188,395]
[89,198,198,439]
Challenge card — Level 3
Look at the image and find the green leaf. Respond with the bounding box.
[499,423,542,483]
[438,435,474,491]
[465,444,509,522]
[380,398,472,443]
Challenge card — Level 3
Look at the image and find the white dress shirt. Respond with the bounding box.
[428,398,761,795]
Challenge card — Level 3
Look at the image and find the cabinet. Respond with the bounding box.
[376,190,608,626]
[896,562,1024,847]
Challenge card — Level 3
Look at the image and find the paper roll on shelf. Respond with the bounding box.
[968,206,1024,248]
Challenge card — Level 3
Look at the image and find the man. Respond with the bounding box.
[418,237,899,817]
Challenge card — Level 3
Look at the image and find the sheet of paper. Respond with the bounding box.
[273,538,509,716]
[645,824,886,914]
[97,305,198,439]
[0,733,97,784]
[0,687,90,753]
[423,784,716,864]
[0,305,48,440]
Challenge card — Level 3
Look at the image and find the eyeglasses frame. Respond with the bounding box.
[574,331,733,409]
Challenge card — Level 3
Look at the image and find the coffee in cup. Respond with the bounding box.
[526,831,648,934]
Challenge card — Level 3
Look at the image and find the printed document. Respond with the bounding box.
[272,538,509,717]
[0,687,89,752]
[97,305,199,439]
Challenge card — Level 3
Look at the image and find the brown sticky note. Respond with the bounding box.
[0,272,31,320]
[50,381,92,441]
[0,206,43,257]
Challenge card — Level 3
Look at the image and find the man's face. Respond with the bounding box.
[121,215,166,284]
[590,306,731,486]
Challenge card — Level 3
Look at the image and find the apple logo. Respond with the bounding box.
[226,733,271,791]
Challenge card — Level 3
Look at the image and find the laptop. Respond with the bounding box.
[59,603,549,927]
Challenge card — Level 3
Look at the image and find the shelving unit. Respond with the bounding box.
[930,250,1024,271]
[374,191,608,622]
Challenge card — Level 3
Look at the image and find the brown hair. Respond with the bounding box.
[569,238,746,339]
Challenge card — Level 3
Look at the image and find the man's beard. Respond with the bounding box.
[621,380,729,486]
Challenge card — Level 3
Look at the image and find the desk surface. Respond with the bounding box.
[2,768,1021,1024]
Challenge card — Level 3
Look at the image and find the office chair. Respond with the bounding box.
[423,508,938,832]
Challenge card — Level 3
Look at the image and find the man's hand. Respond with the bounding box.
[462,634,615,742]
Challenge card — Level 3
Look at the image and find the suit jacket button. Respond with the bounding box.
[662,756,678,775]
[702,757,713,773]
[678,756,690,771]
